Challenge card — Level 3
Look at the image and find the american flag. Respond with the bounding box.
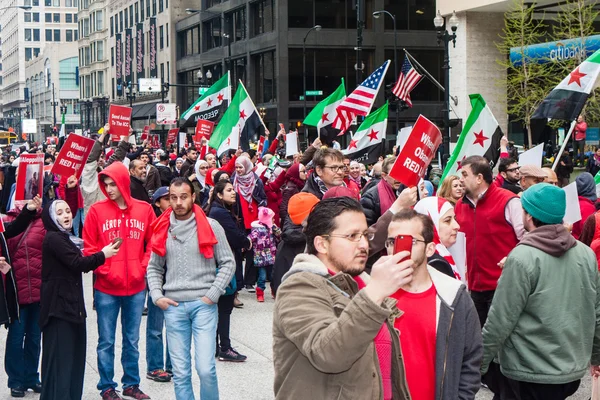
[333,60,390,135]
[392,57,423,107]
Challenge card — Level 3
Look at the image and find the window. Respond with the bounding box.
[166,23,169,47]
[54,29,60,41]
[33,0,39,5]
[25,48,32,61]
[206,0,221,7]
[83,17,89,36]
[53,13,60,23]
[24,0,31,5]
[226,7,246,42]
[97,41,104,61]
[124,8,128,28]
[45,29,52,41]
[146,0,150,19]
[135,3,138,22]
[160,63,164,80]
[204,17,221,51]
[119,11,123,32]
[33,29,40,41]
[53,0,60,6]
[159,0,163,13]
[96,10,104,30]
[45,13,51,22]
[129,5,133,26]
[179,26,200,58]
[110,16,113,36]
[75,30,79,40]
[34,48,40,57]
[66,0,72,6]
[24,13,32,22]
[98,71,104,95]
[74,14,77,22]
[111,46,114,66]
[45,0,51,5]
[251,0,274,36]
[152,0,156,16]
[66,30,73,41]
[159,25,164,49]
[141,0,145,20]
[254,51,276,103]
[33,13,39,22]
[66,14,72,23]
[25,29,32,42]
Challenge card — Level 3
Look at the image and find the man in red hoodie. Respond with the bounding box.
[574,114,587,167]
[83,162,156,400]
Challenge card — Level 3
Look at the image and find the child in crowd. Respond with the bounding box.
[248,207,281,302]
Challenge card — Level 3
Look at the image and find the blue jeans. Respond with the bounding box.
[146,295,172,372]
[164,299,219,400]
[256,267,267,290]
[94,290,145,394]
[5,303,41,389]
[73,208,84,238]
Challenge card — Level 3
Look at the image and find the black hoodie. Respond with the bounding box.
[39,200,105,329]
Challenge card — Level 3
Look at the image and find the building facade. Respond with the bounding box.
[0,0,79,135]
[175,0,445,148]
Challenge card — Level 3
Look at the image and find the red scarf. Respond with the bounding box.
[151,204,218,259]
[377,179,396,216]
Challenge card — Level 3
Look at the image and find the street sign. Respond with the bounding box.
[22,119,36,133]
[156,103,177,124]
[138,78,162,93]
[305,90,323,96]
[299,96,304,101]
[198,87,208,95]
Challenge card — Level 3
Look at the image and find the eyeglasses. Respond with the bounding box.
[321,232,374,242]
[384,235,427,248]
[506,167,521,172]
[322,165,345,173]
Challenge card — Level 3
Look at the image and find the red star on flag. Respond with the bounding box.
[217,93,224,103]
[348,139,358,150]
[367,129,379,142]
[206,98,213,107]
[239,109,247,119]
[321,113,329,123]
[473,130,489,147]
[457,155,467,170]
[194,105,200,111]
[568,67,586,87]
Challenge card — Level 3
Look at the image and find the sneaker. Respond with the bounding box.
[122,385,150,399]
[165,370,173,378]
[218,348,247,362]
[27,383,42,393]
[10,388,25,398]
[102,388,123,400]
[146,369,171,382]
[245,285,256,293]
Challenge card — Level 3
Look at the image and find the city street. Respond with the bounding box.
[0,272,592,399]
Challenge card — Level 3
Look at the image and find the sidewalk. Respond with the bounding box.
[0,272,592,399]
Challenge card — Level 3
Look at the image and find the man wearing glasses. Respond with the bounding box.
[386,209,483,400]
[301,148,346,199]
[498,158,522,195]
[273,197,413,399]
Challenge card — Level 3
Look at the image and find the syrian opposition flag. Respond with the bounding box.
[209,81,262,157]
[342,102,388,165]
[441,94,504,180]
[180,72,231,128]
[533,49,600,121]
[303,79,346,144]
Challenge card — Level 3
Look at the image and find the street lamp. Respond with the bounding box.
[373,10,398,146]
[303,25,321,140]
[125,82,137,108]
[434,10,459,167]
[222,33,232,73]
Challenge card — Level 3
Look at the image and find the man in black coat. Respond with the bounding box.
[0,195,42,327]
[179,147,198,178]
[155,154,173,187]
[498,157,522,195]
[361,156,402,227]
[129,160,151,203]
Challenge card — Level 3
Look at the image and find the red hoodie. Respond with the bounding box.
[83,162,156,296]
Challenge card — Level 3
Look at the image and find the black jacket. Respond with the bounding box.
[279,181,302,226]
[556,154,574,179]
[501,180,522,195]
[301,174,324,200]
[156,163,173,187]
[428,253,456,279]
[0,206,38,326]
[130,176,151,203]
[180,158,195,178]
[39,201,105,329]
[208,202,250,255]
[272,216,306,295]
[361,185,383,227]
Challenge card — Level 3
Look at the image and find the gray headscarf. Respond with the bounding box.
[50,200,84,249]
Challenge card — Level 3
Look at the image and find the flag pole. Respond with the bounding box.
[403,49,445,93]
[238,79,268,132]
[551,120,576,171]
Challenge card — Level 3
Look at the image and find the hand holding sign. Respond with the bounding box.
[0,257,11,275]
[66,175,78,189]
[26,195,42,212]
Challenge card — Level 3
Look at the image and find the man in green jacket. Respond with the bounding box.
[481,183,600,400]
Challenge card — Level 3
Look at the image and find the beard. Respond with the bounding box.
[328,252,368,277]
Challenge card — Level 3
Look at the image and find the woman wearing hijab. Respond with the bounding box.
[191,159,210,207]
[348,161,366,190]
[414,196,462,280]
[39,200,120,400]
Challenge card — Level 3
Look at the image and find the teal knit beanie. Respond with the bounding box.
[521,183,566,224]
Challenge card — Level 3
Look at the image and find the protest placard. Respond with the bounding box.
[51,134,96,179]
[15,154,44,201]
[108,105,132,141]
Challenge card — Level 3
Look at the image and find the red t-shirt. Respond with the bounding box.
[392,284,437,400]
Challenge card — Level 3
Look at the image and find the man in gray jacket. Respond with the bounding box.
[147,177,235,400]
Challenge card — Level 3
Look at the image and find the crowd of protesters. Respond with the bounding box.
[1,121,600,400]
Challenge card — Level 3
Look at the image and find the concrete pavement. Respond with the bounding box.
[0,273,592,399]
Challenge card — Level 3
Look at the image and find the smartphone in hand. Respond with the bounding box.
[393,235,413,261]
[112,237,123,249]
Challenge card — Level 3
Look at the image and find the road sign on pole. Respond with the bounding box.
[156,103,177,124]
[139,78,162,92]
[198,87,208,96]
[305,90,323,96]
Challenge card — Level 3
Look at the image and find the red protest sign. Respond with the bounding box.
[15,154,44,201]
[150,134,160,149]
[141,125,150,140]
[389,115,442,187]
[167,128,178,146]
[257,136,265,155]
[108,105,132,141]
[194,119,215,140]
[51,134,96,180]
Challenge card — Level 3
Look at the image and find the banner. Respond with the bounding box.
[116,33,123,97]
[194,119,215,139]
[167,128,178,146]
[150,134,160,149]
[124,28,133,86]
[389,115,442,187]
[51,134,96,179]
[136,23,144,79]
[141,125,150,140]
[149,17,157,78]
[108,105,132,141]
[15,154,44,201]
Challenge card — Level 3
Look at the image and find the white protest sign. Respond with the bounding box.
[285,131,299,157]
[519,143,544,167]
[156,103,177,124]
[563,182,582,224]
